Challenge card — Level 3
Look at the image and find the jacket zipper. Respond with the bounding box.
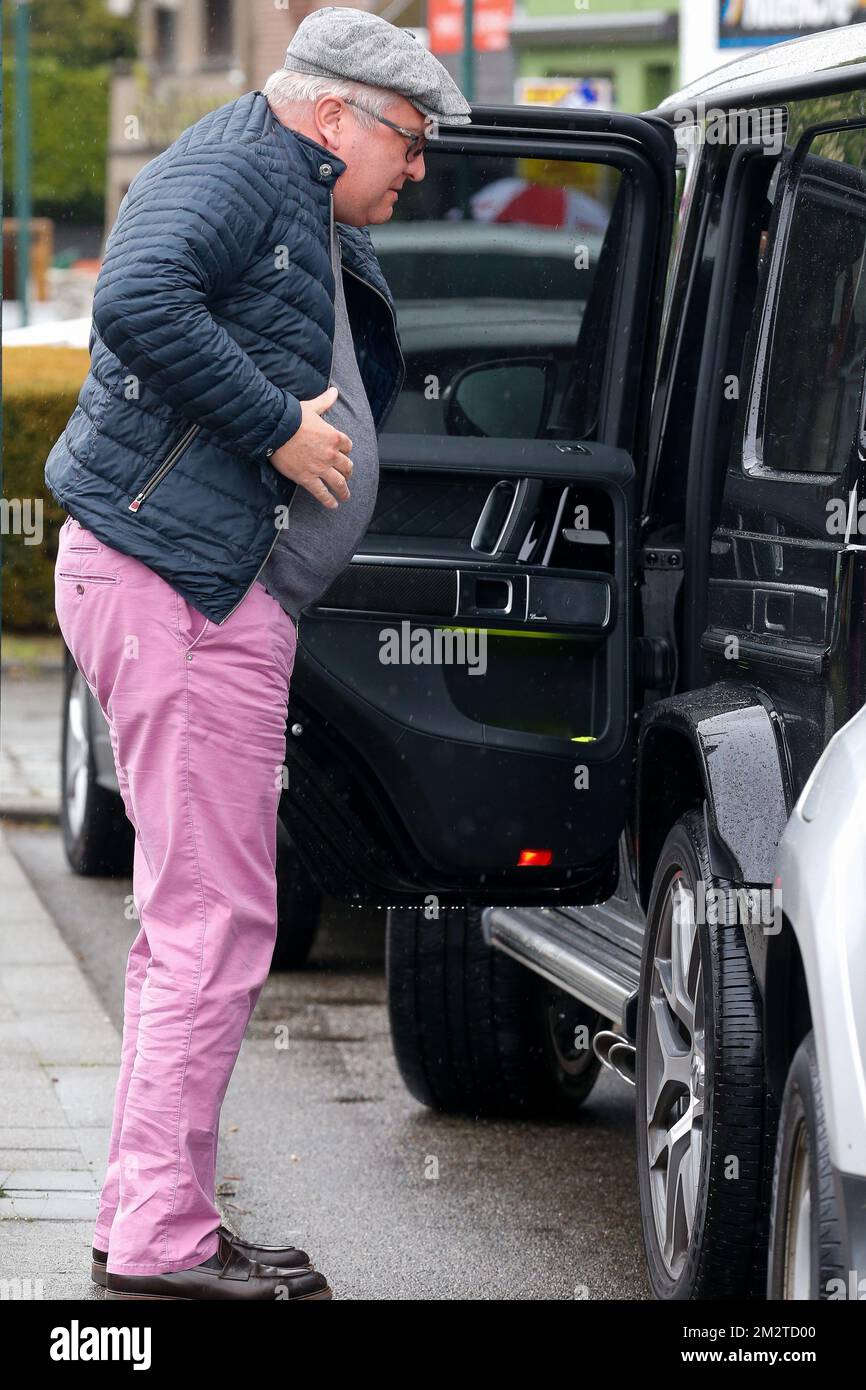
[340,259,406,425]
[128,423,200,512]
[217,511,284,625]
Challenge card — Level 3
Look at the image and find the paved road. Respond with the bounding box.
[0,667,63,820]
[5,821,651,1300]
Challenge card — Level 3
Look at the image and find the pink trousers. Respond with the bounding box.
[53,515,297,1274]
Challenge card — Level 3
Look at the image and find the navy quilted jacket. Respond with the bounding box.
[44,90,405,624]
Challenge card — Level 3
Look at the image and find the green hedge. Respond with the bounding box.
[3,58,110,224]
[2,347,89,633]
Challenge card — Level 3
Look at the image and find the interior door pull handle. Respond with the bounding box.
[471,480,520,555]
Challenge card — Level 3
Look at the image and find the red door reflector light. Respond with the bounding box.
[517,849,553,866]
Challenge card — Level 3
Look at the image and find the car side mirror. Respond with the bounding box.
[444,357,557,438]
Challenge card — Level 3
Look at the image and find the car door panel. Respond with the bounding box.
[282,110,675,905]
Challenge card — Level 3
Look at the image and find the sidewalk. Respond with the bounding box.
[0,821,117,1299]
[0,636,64,822]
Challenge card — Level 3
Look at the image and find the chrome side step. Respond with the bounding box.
[481,904,640,1026]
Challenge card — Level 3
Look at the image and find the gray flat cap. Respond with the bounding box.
[283,6,472,126]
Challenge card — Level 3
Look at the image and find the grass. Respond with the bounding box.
[2,347,90,396]
[1,633,65,669]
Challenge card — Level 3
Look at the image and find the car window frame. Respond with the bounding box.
[379,128,670,458]
[743,117,866,486]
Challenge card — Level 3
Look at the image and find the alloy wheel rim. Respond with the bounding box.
[65,670,91,840]
[544,985,598,1079]
[783,1122,812,1299]
[644,872,706,1281]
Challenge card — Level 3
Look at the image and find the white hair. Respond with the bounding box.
[261,68,402,129]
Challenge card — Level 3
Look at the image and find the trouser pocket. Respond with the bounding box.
[175,591,210,652]
[56,571,120,586]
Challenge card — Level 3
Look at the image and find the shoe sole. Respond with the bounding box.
[93,1259,314,1287]
[105,1286,333,1300]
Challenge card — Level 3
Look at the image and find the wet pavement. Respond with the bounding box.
[0,658,650,1300]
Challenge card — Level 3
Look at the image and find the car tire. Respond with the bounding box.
[386,902,604,1117]
[635,808,777,1299]
[270,817,323,971]
[60,660,133,877]
[767,1030,846,1300]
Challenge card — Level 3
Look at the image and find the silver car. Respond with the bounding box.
[768,700,866,1300]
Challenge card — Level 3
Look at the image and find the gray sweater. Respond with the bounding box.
[256,214,379,622]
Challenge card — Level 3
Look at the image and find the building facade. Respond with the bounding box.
[511,0,680,115]
[106,0,321,227]
[105,0,688,231]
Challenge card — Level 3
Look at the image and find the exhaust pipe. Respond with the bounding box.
[593,1029,636,1087]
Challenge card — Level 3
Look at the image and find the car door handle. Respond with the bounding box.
[457,571,528,618]
[471,480,520,555]
[454,570,612,630]
[470,478,543,558]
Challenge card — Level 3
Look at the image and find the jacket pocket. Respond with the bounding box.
[127,423,200,513]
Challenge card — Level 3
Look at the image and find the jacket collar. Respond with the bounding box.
[258,93,347,186]
[256,92,395,314]
[289,129,348,185]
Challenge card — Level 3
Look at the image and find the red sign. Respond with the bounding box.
[428,0,514,55]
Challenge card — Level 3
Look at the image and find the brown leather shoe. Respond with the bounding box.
[104,1230,332,1300]
[91,1222,313,1287]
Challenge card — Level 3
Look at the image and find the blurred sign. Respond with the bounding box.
[510,79,617,206]
[514,77,616,109]
[428,0,514,54]
[719,0,866,46]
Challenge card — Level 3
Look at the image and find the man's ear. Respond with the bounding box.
[314,94,349,152]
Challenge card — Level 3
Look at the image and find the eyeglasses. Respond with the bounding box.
[342,97,428,163]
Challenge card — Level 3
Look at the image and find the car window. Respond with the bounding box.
[657,126,704,348]
[370,152,623,442]
[647,137,783,544]
[751,125,866,477]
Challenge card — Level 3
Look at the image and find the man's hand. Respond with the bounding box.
[268,387,352,508]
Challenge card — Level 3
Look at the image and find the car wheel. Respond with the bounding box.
[767,1031,846,1299]
[636,809,776,1299]
[270,817,323,971]
[386,902,604,1117]
[60,660,133,876]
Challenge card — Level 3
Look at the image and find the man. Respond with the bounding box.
[45,7,471,1301]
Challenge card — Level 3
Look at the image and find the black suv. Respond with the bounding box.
[61,25,866,1300]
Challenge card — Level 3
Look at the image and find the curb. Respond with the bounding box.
[2,661,65,676]
[0,808,61,825]
[0,821,118,1298]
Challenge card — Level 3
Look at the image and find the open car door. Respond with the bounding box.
[281,105,676,908]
